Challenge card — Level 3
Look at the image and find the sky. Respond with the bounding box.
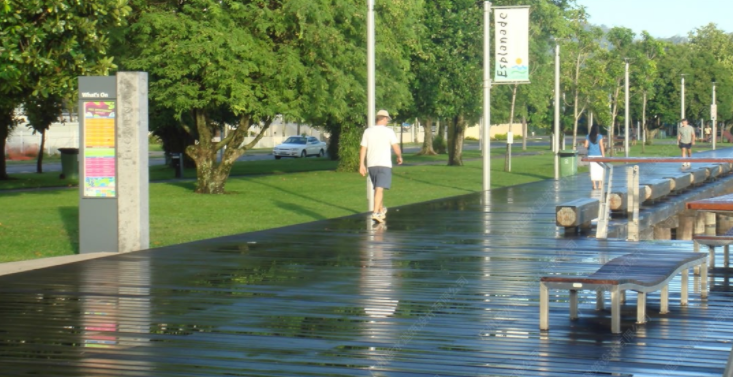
[575,0,732,39]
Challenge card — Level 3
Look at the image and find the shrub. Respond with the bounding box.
[6,146,37,161]
[433,134,447,154]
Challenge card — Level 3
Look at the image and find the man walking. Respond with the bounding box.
[678,118,695,168]
[359,109,403,223]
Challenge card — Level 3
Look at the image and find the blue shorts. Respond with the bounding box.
[368,166,392,189]
[679,142,692,149]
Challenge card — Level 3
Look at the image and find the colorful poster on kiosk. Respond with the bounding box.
[83,101,116,198]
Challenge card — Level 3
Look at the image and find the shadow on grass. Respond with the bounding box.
[393,169,476,192]
[246,179,360,215]
[272,200,328,221]
[59,206,80,254]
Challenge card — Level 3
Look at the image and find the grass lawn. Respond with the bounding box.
[4,141,724,263]
[0,144,548,190]
[0,147,554,263]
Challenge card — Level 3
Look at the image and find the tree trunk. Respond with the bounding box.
[0,128,7,180]
[521,115,527,151]
[572,92,580,148]
[418,118,437,155]
[326,120,341,160]
[36,129,45,173]
[186,110,267,194]
[609,85,621,157]
[505,84,518,171]
[447,115,465,166]
[0,112,12,180]
[572,54,582,148]
[641,91,647,153]
[434,118,446,154]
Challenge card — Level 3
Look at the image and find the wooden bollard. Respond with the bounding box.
[690,167,708,185]
[640,179,672,203]
[665,174,692,192]
[556,198,600,232]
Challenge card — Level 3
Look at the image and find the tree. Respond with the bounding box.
[410,0,483,166]
[559,7,603,148]
[633,31,665,151]
[603,27,636,155]
[120,0,419,191]
[24,95,64,173]
[0,0,130,179]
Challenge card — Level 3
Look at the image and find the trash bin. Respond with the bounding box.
[170,153,183,178]
[558,151,578,177]
[58,148,79,180]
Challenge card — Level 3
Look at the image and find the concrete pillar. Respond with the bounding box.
[654,226,672,240]
[704,212,716,236]
[717,214,733,234]
[694,212,706,236]
[116,72,150,253]
[677,215,695,240]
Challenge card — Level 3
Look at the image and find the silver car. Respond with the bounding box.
[273,136,327,159]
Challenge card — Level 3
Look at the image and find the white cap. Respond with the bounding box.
[376,109,392,120]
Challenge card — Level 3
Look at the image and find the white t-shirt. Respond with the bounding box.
[361,125,398,168]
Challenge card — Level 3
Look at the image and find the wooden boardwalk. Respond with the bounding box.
[3,149,733,376]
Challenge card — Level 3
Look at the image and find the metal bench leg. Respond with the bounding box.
[701,262,708,299]
[660,285,669,314]
[709,245,716,270]
[540,282,549,331]
[611,287,621,334]
[637,292,647,324]
[570,290,578,320]
[681,269,689,306]
[596,290,604,310]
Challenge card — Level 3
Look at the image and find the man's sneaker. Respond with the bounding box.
[372,211,385,223]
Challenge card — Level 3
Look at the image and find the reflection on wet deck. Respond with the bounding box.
[3,150,733,376]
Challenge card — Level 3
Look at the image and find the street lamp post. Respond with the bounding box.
[681,74,686,120]
[624,59,630,157]
[713,81,717,150]
[554,44,560,181]
[366,0,375,211]
[482,1,492,192]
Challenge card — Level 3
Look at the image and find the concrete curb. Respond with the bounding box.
[0,252,117,277]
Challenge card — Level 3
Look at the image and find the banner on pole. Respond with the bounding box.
[494,6,529,83]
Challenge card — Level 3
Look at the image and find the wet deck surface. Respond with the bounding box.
[4,149,733,376]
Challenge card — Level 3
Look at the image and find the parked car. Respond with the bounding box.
[273,136,327,159]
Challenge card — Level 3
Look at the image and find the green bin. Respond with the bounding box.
[58,148,79,179]
[558,151,577,177]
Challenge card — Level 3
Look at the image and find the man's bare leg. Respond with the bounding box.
[374,187,384,214]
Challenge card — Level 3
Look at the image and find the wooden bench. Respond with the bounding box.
[540,252,708,334]
[556,198,599,233]
[613,140,624,154]
[687,193,733,269]
[694,227,733,269]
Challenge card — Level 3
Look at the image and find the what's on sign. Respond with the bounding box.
[494,6,530,83]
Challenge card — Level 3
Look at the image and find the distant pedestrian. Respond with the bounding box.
[359,109,403,223]
[678,118,695,168]
[584,123,605,190]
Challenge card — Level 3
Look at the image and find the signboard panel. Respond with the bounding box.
[494,6,530,83]
[83,101,116,197]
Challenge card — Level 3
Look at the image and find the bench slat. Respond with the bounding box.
[687,193,733,211]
